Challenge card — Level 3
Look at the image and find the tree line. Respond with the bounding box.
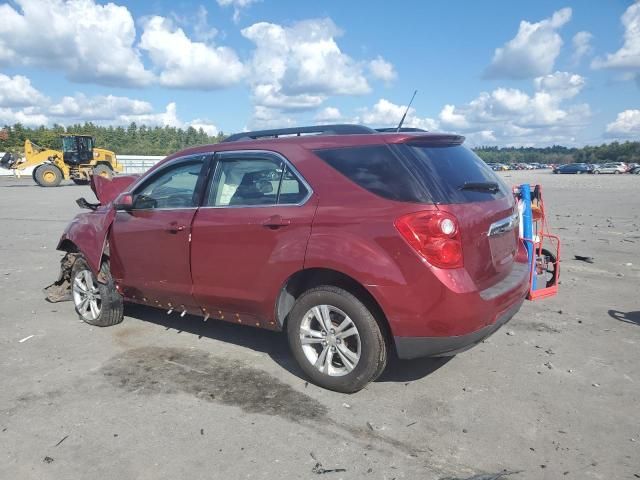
[474,143,640,165]
[1,122,638,164]
[0,123,225,156]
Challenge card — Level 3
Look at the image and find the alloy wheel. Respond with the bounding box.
[299,305,361,376]
[72,269,102,321]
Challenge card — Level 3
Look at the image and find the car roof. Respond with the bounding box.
[163,125,465,163]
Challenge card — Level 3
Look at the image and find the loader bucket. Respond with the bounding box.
[0,152,19,169]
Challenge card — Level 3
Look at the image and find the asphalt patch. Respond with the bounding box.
[100,347,328,421]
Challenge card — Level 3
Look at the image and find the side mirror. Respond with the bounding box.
[114,192,134,211]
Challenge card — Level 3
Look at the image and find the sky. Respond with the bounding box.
[0,0,638,146]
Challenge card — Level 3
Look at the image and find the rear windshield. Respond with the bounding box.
[314,143,509,204]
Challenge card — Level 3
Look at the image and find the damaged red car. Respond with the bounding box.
[48,125,529,393]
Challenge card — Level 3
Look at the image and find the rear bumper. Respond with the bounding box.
[394,299,523,359]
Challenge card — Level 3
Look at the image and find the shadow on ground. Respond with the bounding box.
[608,309,640,326]
[123,304,449,384]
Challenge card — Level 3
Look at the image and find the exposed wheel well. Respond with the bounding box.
[276,268,392,340]
[58,239,78,253]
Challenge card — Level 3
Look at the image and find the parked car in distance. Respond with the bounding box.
[487,163,509,171]
[50,124,529,393]
[629,165,640,174]
[553,163,594,174]
[594,162,627,174]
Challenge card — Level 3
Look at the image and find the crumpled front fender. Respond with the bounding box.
[57,207,116,276]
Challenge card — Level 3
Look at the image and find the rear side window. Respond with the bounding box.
[315,144,508,204]
[314,145,429,203]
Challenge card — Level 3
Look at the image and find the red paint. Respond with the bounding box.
[57,131,529,347]
[91,174,139,204]
[190,197,318,322]
[109,209,197,309]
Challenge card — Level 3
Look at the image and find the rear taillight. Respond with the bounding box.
[394,211,463,268]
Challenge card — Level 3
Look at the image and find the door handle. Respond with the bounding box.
[262,215,291,229]
[166,223,186,234]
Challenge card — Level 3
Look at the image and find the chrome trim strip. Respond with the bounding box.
[487,213,519,237]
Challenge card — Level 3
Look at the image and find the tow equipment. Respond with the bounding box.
[515,184,561,300]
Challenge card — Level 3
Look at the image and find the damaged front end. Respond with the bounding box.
[44,173,139,302]
[44,253,79,303]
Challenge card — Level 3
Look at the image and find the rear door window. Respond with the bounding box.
[206,154,309,207]
[315,144,508,204]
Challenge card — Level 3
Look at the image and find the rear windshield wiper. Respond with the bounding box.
[458,181,500,193]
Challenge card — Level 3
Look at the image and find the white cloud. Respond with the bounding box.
[368,56,397,84]
[0,106,48,126]
[189,120,219,136]
[217,0,260,23]
[314,107,343,122]
[0,0,152,87]
[439,104,469,129]
[241,19,371,111]
[485,8,572,79]
[247,106,295,130]
[48,94,153,121]
[358,99,439,131]
[0,74,46,107]
[606,109,640,138]
[119,102,181,127]
[434,73,590,146]
[572,31,593,64]
[533,71,585,99]
[592,2,640,70]
[139,16,245,90]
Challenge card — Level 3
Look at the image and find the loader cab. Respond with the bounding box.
[62,135,94,165]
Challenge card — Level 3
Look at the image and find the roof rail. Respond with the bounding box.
[221,124,376,143]
[375,127,427,133]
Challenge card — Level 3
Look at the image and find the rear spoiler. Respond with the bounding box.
[386,133,465,146]
[90,174,139,204]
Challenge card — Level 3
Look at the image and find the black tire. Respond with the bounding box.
[540,249,558,288]
[93,164,113,180]
[287,286,387,393]
[34,164,63,187]
[72,178,90,185]
[614,170,620,175]
[70,256,123,327]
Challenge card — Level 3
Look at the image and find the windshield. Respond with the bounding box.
[62,137,76,152]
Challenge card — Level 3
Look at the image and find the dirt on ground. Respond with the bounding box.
[0,170,638,479]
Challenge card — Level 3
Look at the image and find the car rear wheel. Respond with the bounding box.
[71,256,123,327]
[287,286,387,393]
[614,170,620,175]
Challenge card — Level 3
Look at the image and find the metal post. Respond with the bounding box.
[520,183,536,290]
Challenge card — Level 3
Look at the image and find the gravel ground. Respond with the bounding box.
[0,170,638,480]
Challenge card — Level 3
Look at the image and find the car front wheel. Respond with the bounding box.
[71,256,123,327]
[287,286,387,393]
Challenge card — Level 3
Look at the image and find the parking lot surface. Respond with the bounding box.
[1,171,638,479]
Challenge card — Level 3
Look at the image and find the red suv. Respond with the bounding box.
[49,125,529,393]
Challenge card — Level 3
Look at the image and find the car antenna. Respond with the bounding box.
[396,90,418,132]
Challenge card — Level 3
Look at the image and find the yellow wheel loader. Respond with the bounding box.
[0,135,122,187]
